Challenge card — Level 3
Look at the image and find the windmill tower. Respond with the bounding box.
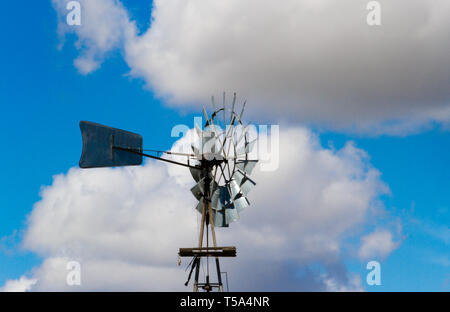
[78,93,258,292]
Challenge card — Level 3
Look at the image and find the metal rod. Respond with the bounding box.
[221,271,229,292]
[230,92,236,126]
[142,149,195,157]
[194,198,207,292]
[216,258,223,292]
[194,257,200,292]
[113,146,199,169]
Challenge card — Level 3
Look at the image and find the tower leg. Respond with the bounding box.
[215,257,223,292]
[198,200,207,248]
[193,257,200,292]
[207,200,223,292]
[188,198,227,292]
[194,199,207,292]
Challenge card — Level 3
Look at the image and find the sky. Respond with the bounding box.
[0,0,448,291]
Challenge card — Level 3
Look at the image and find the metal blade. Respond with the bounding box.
[189,167,202,182]
[195,198,203,213]
[225,207,239,224]
[213,209,228,228]
[203,106,213,129]
[239,100,246,122]
[236,139,257,156]
[191,145,201,156]
[233,195,250,213]
[234,125,250,146]
[190,178,205,200]
[228,179,241,199]
[230,93,236,126]
[195,124,203,139]
[211,188,222,211]
[231,169,256,195]
[232,170,245,185]
[210,179,219,195]
[236,160,258,175]
[240,176,256,196]
[220,186,233,208]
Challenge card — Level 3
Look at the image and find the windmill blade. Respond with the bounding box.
[195,198,204,213]
[213,209,229,228]
[232,170,245,185]
[79,121,143,168]
[190,178,205,200]
[233,194,250,213]
[236,139,257,156]
[210,179,219,196]
[191,145,201,157]
[211,188,222,211]
[234,125,250,146]
[211,186,233,211]
[230,93,236,125]
[239,100,246,122]
[231,169,256,195]
[192,125,203,157]
[225,207,239,224]
[195,124,203,139]
[236,160,258,175]
[203,105,213,128]
[189,167,203,182]
[228,179,241,199]
[240,176,256,196]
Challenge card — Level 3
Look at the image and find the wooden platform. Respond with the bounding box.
[179,246,236,257]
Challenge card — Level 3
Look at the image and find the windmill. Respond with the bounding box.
[78,93,258,292]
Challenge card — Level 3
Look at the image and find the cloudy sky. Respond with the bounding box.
[0,0,449,291]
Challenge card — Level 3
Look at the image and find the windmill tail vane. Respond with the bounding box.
[78,93,258,292]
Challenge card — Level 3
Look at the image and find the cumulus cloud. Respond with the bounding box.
[52,0,136,74]
[53,0,450,134]
[358,229,399,260]
[2,126,397,291]
[0,276,37,292]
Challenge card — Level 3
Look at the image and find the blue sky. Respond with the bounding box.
[0,1,448,291]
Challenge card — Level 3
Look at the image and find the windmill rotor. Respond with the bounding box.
[189,94,258,228]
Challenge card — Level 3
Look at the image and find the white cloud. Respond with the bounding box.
[1,276,37,292]
[358,229,399,260]
[323,274,363,292]
[3,126,398,291]
[52,0,136,74]
[53,0,450,134]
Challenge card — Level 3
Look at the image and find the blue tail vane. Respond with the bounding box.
[79,121,143,168]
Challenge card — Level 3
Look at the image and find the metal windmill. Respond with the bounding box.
[78,93,258,292]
